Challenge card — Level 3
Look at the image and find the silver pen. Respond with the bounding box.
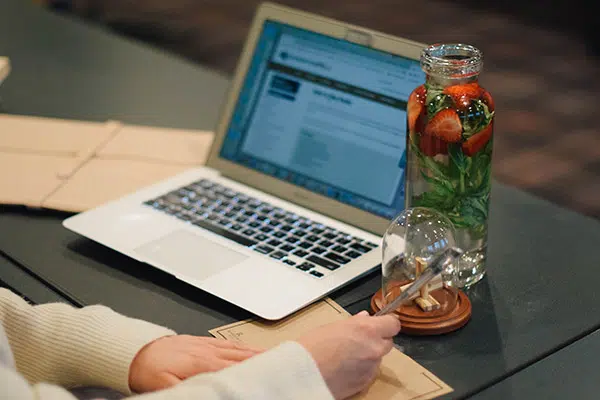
[374,247,463,316]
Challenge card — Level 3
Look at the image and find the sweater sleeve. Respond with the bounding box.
[0,341,334,400]
[0,288,175,395]
[138,341,334,400]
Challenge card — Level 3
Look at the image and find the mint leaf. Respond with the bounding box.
[449,144,470,174]
[427,93,453,119]
[462,100,495,139]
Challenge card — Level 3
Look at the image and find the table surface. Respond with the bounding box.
[2,1,600,399]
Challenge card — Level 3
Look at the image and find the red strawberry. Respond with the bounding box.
[419,134,449,156]
[424,109,462,143]
[407,85,426,133]
[462,121,493,156]
[481,90,495,112]
[443,82,483,109]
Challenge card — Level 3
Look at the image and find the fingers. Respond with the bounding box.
[217,347,261,362]
[368,315,402,338]
[203,337,265,353]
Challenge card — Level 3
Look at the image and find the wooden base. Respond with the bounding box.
[370,285,472,335]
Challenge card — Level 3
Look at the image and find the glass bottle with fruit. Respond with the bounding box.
[405,43,494,288]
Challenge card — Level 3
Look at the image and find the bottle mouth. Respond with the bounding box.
[421,43,483,78]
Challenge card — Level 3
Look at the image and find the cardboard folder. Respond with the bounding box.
[0,113,213,212]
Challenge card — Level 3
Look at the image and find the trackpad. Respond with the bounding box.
[135,230,248,281]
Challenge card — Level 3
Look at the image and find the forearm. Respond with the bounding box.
[0,289,174,394]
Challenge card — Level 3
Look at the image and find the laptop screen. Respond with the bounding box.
[220,20,424,220]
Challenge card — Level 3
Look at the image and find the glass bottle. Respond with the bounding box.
[405,43,494,288]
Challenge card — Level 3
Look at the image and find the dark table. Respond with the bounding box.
[470,328,600,399]
[2,0,600,398]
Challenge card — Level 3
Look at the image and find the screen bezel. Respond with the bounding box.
[207,2,426,236]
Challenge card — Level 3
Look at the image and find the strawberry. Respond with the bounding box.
[462,121,493,156]
[419,134,449,157]
[443,82,483,109]
[424,109,462,143]
[407,85,426,133]
[481,90,495,112]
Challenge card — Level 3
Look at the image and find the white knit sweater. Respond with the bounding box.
[0,289,333,400]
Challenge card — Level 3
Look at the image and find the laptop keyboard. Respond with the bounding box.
[143,179,378,278]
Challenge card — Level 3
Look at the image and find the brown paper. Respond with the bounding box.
[209,298,453,400]
[0,113,214,212]
[0,152,70,208]
[43,158,190,212]
[97,124,213,165]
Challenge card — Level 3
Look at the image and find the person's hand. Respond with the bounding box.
[128,335,264,393]
[297,311,401,400]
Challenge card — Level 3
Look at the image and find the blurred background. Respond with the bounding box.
[43,0,599,220]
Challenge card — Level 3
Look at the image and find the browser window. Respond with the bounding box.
[220,21,424,219]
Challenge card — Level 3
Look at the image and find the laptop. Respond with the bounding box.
[63,2,426,320]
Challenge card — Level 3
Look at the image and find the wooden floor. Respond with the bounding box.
[66,0,600,219]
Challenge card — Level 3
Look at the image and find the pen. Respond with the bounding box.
[374,247,463,316]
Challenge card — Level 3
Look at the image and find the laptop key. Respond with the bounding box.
[236,216,249,223]
[270,251,286,260]
[305,235,320,242]
[345,250,362,259]
[248,221,261,228]
[306,255,340,271]
[206,214,219,221]
[312,247,327,255]
[323,232,337,240]
[191,219,257,247]
[281,225,294,232]
[350,242,372,253]
[297,262,314,271]
[260,226,273,234]
[283,259,296,266]
[255,234,269,241]
[366,241,378,248]
[254,245,274,254]
[230,224,243,231]
[267,239,282,247]
[242,229,255,236]
[331,245,348,254]
[285,236,300,244]
[273,231,286,238]
[310,270,324,278]
[318,240,334,248]
[280,244,295,252]
[218,219,231,226]
[336,237,352,245]
[236,196,249,204]
[294,230,307,237]
[224,212,237,218]
[298,241,312,249]
[311,228,325,235]
[324,252,351,264]
[293,249,309,257]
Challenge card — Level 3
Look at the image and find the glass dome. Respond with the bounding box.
[381,207,459,315]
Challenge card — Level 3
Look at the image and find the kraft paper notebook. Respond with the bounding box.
[209,298,453,400]
[0,113,213,212]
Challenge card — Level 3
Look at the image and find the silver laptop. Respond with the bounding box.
[63,2,425,320]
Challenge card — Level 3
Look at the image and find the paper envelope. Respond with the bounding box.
[210,299,452,400]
